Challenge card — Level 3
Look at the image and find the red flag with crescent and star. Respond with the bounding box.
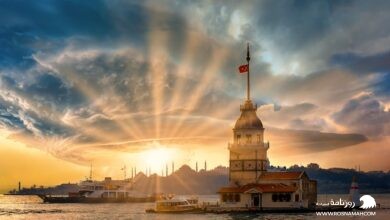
[238,64,248,73]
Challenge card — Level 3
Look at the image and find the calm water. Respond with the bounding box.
[0,194,389,220]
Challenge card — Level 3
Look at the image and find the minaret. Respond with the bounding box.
[89,164,93,181]
[121,165,127,180]
[228,43,270,186]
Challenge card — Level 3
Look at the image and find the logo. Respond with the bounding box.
[359,195,376,209]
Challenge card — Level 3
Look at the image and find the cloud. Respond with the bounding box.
[330,51,390,74]
[251,0,390,74]
[0,44,369,163]
[0,0,148,42]
[0,0,387,166]
[288,118,328,131]
[373,73,390,98]
[332,93,390,137]
[267,127,367,155]
[258,103,327,131]
[330,51,390,100]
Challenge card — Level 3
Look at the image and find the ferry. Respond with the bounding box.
[39,177,155,203]
[146,196,202,213]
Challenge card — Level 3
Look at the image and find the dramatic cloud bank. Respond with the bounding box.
[0,0,389,166]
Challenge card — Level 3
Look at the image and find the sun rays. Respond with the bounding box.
[41,32,232,165]
[167,45,230,138]
[35,56,142,144]
[12,2,242,172]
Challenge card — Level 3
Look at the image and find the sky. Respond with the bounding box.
[0,0,390,192]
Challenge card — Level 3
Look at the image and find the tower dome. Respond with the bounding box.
[234,100,263,130]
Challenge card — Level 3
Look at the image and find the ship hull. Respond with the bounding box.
[39,195,155,203]
[146,208,204,214]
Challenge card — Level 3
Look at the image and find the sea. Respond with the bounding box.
[0,194,389,220]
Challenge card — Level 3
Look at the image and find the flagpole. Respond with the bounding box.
[246,43,251,101]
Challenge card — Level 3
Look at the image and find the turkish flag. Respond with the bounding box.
[238,64,248,73]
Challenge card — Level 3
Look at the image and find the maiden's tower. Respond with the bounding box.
[218,44,317,210]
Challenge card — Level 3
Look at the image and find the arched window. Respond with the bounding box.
[237,135,241,144]
[257,134,261,143]
[246,134,252,144]
[235,194,240,202]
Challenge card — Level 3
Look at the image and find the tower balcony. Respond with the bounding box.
[228,141,270,151]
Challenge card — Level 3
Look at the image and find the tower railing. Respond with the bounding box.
[229,141,270,149]
[240,103,257,111]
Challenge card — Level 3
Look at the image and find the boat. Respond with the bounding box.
[146,196,203,213]
[39,177,156,203]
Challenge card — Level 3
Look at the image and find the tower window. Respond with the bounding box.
[257,134,261,143]
[234,194,240,202]
[236,135,241,144]
[246,134,252,144]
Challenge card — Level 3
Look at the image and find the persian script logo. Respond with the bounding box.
[359,195,376,209]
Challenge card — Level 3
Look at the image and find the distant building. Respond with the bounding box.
[290,164,301,169]
[307,163,320,169]
[218,45,317,210]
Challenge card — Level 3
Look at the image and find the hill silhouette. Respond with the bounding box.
[9,164,389,195]
[132,165,228,194]
[131,164,389,194]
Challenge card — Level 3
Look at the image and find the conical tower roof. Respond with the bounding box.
[234,100,263,130]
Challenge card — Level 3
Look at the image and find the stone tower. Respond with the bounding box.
[228,44,269,186]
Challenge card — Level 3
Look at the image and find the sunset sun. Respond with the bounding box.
[142,144,175,173]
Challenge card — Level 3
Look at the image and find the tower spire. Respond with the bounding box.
[246,43,251,101]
